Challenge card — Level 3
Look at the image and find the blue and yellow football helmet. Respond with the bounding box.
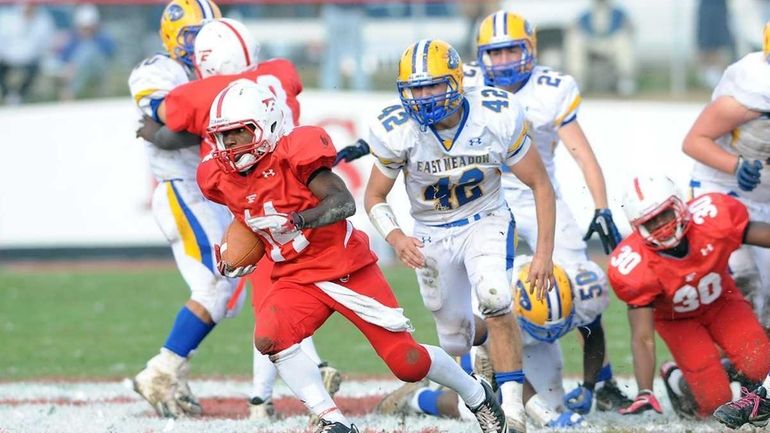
[764,22,770,62]
[159,0,221,68]
[397,39,464,127]
[476,11,537,88]
[513,257,575,343]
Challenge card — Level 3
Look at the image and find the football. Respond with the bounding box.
[220,219,265,269]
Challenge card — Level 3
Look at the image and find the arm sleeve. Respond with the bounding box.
[707,193,750,250]
[608,246,661,308]
[713,55,770,112]
[196,158,226,205]
[128,55,188,119]
[287,127,337,185]
[164,85,197,132]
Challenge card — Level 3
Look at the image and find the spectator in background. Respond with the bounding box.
[0,2,54,104]
[57,4,115,100]
[320,3,369,91]
[696,0,735,88]
[564,0,636,96]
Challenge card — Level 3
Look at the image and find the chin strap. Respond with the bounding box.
[235,153,257,172]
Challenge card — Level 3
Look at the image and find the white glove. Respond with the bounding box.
[244,210,301,235]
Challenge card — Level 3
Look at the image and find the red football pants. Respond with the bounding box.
[655,297,770,416]
[248,256,274,310]
[251,262,431,382]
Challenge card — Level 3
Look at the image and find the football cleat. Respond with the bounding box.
[319,362,343,397]
[248,396,275,420]
[374,378,429,415]
[660,361,699,420]
[314,420,360,433]
[174,359,202,416]
[132,364,182,418]
[468,377,510,433]
[595,378,633,411]
[713,386,770,429]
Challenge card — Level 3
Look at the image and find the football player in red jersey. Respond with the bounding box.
[134,18,342,421]
[608,175,770,420]
[197,79,510,433]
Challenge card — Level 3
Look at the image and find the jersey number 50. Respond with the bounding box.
[423,168,484,211]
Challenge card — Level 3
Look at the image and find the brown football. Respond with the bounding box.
[220,219,265,269]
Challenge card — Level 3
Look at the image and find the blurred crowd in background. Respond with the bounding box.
[0,0,767,105]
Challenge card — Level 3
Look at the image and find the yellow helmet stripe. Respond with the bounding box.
[195,0,215,19]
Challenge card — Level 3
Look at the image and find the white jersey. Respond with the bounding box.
[367,87,532,225]
[692,52,770,203]
[464,63,581,195]
[128,54,200,181]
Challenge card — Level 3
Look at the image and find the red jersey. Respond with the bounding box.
[164,58,302,139]
[198,125,377,284]
[608,193,749,320]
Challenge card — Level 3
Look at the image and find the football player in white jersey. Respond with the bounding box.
[128,0,230,418]
[465,11,631,414]
[130,13,340,421]
[364,39,556,433]
[683,23,770,329]
[376,257,612,428]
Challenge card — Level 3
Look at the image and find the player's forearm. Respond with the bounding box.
[745,221,770,248]
[682,134,739,175]
[628,308,656,391]
[153,126,201,150]
[531,178,556,257]
[560,122,609,208]
[580,323,605,388]
[579,161,609,209]
[298,189,355,229]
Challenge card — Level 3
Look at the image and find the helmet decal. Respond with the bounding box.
[166,4,184,21]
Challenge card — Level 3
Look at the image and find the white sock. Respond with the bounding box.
[500,381,524,410]
[251,345,277,400]
[300,336,322,365]
[271,344,347,425]
[422,345,485,408]
[668,368,685,396]
[762,374,770,390]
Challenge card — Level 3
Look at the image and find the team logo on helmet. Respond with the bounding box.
[524,20,534,36]
[447,48,460,69]
[166,4,185,21]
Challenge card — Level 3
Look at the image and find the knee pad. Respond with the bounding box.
[476,274,513,317]
[437,319,475,356]
[190,277,238,323]
[382,341,431,382]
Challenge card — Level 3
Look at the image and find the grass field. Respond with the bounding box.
[0,261,673,381]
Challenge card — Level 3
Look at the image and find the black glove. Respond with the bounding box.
[735,156,763,192]
[583,208,622,255]
[334,139,370,166]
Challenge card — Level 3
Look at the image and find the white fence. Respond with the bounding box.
[0,92,704,248]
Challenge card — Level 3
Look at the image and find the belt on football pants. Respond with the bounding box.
[428,211,484,228]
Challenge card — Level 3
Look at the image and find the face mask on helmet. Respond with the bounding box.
[623,176,691,250]
[396,39,464,127]
[513,257,575,343]
[398,77,463,127]
[631,198,690,250]
[478,40,535,88]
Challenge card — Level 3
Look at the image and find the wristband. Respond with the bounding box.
[368,202,400,239]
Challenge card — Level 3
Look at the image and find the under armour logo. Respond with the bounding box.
[246,194,257,204]
[468,137,482,147]
[421,236,432,243]
[685,272,697,282]
[700,244,714,256]
[262,169,275,178]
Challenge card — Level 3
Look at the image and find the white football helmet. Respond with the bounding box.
[622,175,691,250]
[207,79,284,173]
[194,18,259,78]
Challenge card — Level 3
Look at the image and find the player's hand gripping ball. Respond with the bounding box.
[216,219,265,277]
